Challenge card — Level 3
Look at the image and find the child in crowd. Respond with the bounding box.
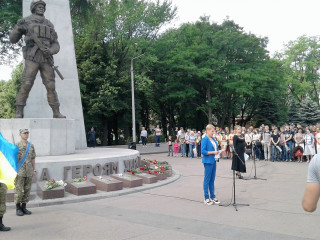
[174,140,179,157]
[167,136,173,156]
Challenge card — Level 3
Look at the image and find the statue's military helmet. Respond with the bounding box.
[30,0,46,13]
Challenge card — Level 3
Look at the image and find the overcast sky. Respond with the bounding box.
[1,0,320,80]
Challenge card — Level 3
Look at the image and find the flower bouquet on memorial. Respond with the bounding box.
[72,176,87,182]
[45,179,67,190]
[126,170,138,175]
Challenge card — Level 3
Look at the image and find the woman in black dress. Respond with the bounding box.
[232,125,246,179]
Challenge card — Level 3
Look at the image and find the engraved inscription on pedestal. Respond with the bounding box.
[65,180,96,196]
[136,173,158,184]
[110,174,143,188]
[90,176,123,192]
[37,181,64,200]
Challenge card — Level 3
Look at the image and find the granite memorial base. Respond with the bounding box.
[65,180,96,196]
[165,169,172,177]
[136,173,158,184]
[111,174,143,188]
[37,181,65,200]
[6,189,14,202]
[90,176,123,192]
[151,172,167,181]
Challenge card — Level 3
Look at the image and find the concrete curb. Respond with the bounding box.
[7,170,181,209]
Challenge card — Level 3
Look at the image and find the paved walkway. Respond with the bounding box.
[2,150,320,240]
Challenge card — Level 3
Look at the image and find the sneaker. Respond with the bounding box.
[210,198,220,204]
[204,199,213,205]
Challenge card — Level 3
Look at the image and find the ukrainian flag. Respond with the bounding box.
[0,132,19,190]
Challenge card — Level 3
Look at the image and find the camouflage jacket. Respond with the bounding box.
[16,141,36,177]
[9,14,60,63]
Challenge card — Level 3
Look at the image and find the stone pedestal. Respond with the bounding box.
[165,169,172,177]
[6,189,14,202]
[65,180,96,196]
[111,174,143,188]
[0,118,75,156]
[37,181,64,200]
[136,173,158,184]
[90,176,123,192]
[151,172,167,181]
[22,0,87,149]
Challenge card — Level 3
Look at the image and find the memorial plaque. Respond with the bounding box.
[6,189,14,202]
[110,173,143,188]
[136,173,158,184]
[90,176,123,192]
[65,180,96,196]
[37,181,64,200]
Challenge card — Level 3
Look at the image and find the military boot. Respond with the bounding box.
[21,203,32,215]
[16,203,23,216]
[0,217,11,231]
[51,106,66,118]
[15,105,24,118]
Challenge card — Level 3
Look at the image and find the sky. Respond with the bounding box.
[1,0,320,80]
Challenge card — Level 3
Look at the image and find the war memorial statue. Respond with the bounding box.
[10,0,65,118]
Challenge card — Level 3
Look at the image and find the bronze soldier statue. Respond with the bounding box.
[10,0,65,118]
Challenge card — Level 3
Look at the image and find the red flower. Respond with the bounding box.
[127,170,131,172]
[154,170,158,173]
[148,170,151,174]
[84,176,87,181]
[52,180,56,184]
[154,160,157,163]
[161,169,164,172]
[131,171,135,175]
[140,167,145,171]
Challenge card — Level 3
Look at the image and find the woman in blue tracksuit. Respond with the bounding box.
[201,124,220,205]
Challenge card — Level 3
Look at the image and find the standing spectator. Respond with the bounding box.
[252,129,262,160]
[279,127,287,161]
[262,125,272,161]
[140,127,148,147]
[201,124,220,205]
[15,129,36,216]
[284,125,293,161]
[88,127,96,148]
[185,129,190,157]
[196,131,202,158]
[167,136,173,156]
[154,125,162,147]
[219,132,228,159]
[173,140,179,157]
[245,129,253,159]
[271,129,281,162]
[304,129,315,163]
[189,131,196,158]
[178,129,186,157]
[228,130,235,160]
[294,128,305,162]
[316,133,320,155]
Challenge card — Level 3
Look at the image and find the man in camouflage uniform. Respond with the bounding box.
[0,183,11,231]
[9,0,65,119]
[15,129,36,216]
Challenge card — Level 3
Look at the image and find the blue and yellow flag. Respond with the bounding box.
[0,132,19,190]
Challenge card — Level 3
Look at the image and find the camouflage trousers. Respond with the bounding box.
[14,176,32,204]
[0,183,7,217]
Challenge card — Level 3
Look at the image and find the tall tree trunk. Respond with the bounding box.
[207,83,212,124]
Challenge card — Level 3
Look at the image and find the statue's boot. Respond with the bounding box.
[15,105,24,118]
[51,106,66,118]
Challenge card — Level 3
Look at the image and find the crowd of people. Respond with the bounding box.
[167,123,320,163]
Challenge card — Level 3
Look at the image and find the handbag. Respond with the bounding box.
[245,148,252,155]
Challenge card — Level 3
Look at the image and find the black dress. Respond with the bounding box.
[231,134,246,173]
